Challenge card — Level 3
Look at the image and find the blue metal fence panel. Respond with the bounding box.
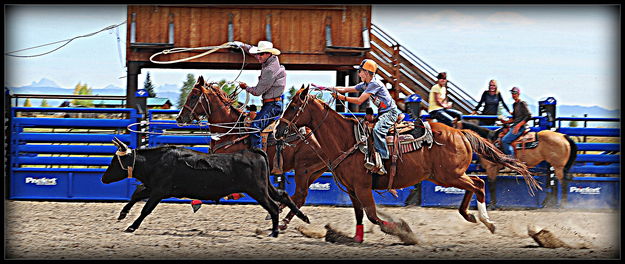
[9,107,139,200]
[576,143,620,152]
[19,145,118,154]
[560,177,620,209]
[13,117,135,128]
[7,107,620,207]
[11,169,134,201]
[15,133,134,143]
[558,127,620,137]
[421,175,548,209]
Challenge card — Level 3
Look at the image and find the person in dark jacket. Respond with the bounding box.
[501,87,532,158]
[472,79,511,126]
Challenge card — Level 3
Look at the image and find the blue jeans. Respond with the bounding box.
[429,108,463,127]
[250,101,283,149]
[501,126,524,157]
[373,108,400,159]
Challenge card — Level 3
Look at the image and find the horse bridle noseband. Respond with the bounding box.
[180,87,211,123]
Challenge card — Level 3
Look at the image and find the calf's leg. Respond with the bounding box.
[125,194,163,233]
[119,184,150,221]
[247,189,281,237]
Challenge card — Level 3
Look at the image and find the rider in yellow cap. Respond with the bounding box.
[312,59,399,175]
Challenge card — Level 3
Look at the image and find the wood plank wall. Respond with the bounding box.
[127,5,371,69]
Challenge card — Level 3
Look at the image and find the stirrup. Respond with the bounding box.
[373,152,386,175]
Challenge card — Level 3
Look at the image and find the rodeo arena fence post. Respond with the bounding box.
[7,96,620,209]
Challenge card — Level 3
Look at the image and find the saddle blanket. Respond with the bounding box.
[513,132,539,150]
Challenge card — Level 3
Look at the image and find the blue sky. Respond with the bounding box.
[4,5,620,110]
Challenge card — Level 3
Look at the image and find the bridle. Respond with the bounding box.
[179,86,212,124]
[278,94,366,193]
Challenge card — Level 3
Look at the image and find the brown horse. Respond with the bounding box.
[460,121,577,208]
[275,87,541,243]
[175,76,327,229]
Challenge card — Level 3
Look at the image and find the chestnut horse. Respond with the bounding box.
[175,76,327,229]
[275,87,541,243]
[460,121,577,208]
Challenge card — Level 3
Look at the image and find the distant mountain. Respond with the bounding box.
[28,78,60,88]
[6,82,181,108]
[6,80,621,119]
[557,105,620,118]
[156,84,180,92]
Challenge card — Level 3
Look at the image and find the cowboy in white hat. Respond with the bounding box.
[230,40,286,149]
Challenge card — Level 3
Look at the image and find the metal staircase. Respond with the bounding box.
[368,24,478,114]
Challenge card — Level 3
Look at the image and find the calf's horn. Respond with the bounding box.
[112,137,129,153]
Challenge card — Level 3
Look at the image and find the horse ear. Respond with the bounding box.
[300,84,305,89]
[298,86,309,100]
[197,76,205,85]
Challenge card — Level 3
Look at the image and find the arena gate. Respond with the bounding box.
[6,105,619,210]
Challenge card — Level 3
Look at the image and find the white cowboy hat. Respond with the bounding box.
[249,41,281,55]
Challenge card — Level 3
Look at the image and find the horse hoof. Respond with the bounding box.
[487,204,497,211]
[466,214,477,223]
[117,213,127,221]
[278,224,288,230]
[124,227,136,233]
[486,223,496,234]
[268,231,279,238]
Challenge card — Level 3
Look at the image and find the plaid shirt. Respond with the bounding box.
[241,44,286,100]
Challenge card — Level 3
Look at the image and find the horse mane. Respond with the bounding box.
[206,82,244,115]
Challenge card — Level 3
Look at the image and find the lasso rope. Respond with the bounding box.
[147,42,258,140]
[149,43,233,64]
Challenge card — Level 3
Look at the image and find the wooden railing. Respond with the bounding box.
[368,24,478,114]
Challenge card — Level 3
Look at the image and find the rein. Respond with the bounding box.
[280,95,366,194]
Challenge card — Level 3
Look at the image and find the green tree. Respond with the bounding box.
[23,98,32,107]
[71,82,94,107]
[143,71,157,97]
[40,99,50,107]
[286,85,297,101]
[177,73,196,109]
[569,115,579,127]
[218,79,237,95]
[216,79,239,107]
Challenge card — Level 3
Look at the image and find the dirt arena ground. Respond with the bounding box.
[5,200,620,260]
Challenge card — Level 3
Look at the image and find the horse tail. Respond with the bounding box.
[563,134,578,173]
[460,129,542,195]
[460,121,494,140]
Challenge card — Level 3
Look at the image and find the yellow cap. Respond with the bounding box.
[354,59,378,73]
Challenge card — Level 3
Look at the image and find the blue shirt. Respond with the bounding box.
[355,77,397,113]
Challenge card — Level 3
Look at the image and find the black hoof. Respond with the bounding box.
[124,227,136,233]
[487,204,497,211]
[117,213,127,221]
[268,231,279,238]
[301,215,311,224]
